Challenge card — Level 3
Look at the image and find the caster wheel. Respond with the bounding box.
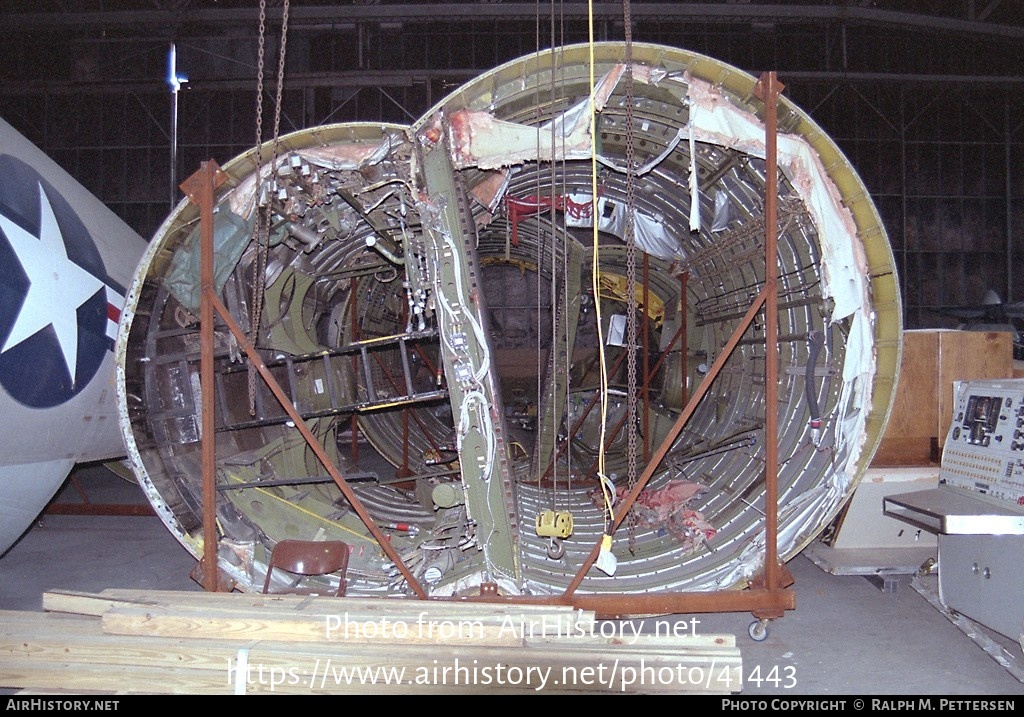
[748,619,769,642]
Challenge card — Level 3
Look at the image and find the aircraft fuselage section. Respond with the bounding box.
[0,117,147,553]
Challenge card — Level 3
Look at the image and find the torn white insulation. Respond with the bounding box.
[449,65,634,171]
[564,192,683,261]
[711,189,733,232]
[681,73,869,323]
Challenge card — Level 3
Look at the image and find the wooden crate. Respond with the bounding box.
[872,330,1012,467]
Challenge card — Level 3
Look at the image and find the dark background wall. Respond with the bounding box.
[2,1,1022,330]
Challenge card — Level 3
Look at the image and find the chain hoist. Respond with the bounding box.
[248,0,290,414]
[622,0,640,554]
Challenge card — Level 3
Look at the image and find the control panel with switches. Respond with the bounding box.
[940,380,1024,506]
[884,379,1024,644]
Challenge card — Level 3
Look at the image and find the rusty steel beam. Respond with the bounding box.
[45,503,155,516]
[642,254,651,462]
[180,160,227,593]
[681,271,689,409]
[441,586,795,620]
[756,70,783,593]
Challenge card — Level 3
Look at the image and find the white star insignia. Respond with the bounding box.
[0,182,103,386]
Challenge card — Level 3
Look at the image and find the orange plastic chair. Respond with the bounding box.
[261,539,351,597]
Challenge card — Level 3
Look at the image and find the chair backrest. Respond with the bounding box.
[262,539,351,597]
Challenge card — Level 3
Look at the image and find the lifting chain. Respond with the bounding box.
[622,0,640,555]
[248,0,290,414]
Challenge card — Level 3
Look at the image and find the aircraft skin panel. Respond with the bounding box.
[0,460,74,555]
[0,117,148,555]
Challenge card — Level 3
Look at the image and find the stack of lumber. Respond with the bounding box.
[0,589,742,694]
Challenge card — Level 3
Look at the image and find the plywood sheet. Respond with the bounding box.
[873,330,938,466]
[873,330,1013,466]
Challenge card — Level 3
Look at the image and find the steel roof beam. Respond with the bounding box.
[4,4,1023,39]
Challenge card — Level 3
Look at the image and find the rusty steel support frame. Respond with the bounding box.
[443,576,793,619]
[46,503,154,517]
[186,160,428,599]
[349,417,360,465]
[758,71,783,597]
[681,271,689,409]
[180,161,226,593]
[642,253,651,462]
[555,72,792,620]
[396,408,413,479]
[45,503,155,516]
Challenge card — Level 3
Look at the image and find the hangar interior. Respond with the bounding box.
[1,0,1024,695]
[4,0,1023,330]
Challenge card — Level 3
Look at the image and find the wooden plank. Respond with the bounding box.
[890,330,940,437]
[42,591,135,617]
[99,606,527,646]
[46,593,590,627]
[0,630,741,679]
[0,632,230,673]
[0,624,740,672]
[1,616,740,671]
[135,603,588,629]
[0,609,97,626]
[41,589,733,650]
[0,606,742,694]
[0,646,741,694]
[3,615,739,677]
[0,661,235,695]
[44,589,594,623]
[873,330,937,466]
[525,633,736,650]
[43,590,601,644]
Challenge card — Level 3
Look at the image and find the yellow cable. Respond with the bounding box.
[222,473,377,545]
[588,1,613,529]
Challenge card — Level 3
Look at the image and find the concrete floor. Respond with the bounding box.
[1,463,1022,695]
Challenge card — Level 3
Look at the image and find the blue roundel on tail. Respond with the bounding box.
[0,155,109,408]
